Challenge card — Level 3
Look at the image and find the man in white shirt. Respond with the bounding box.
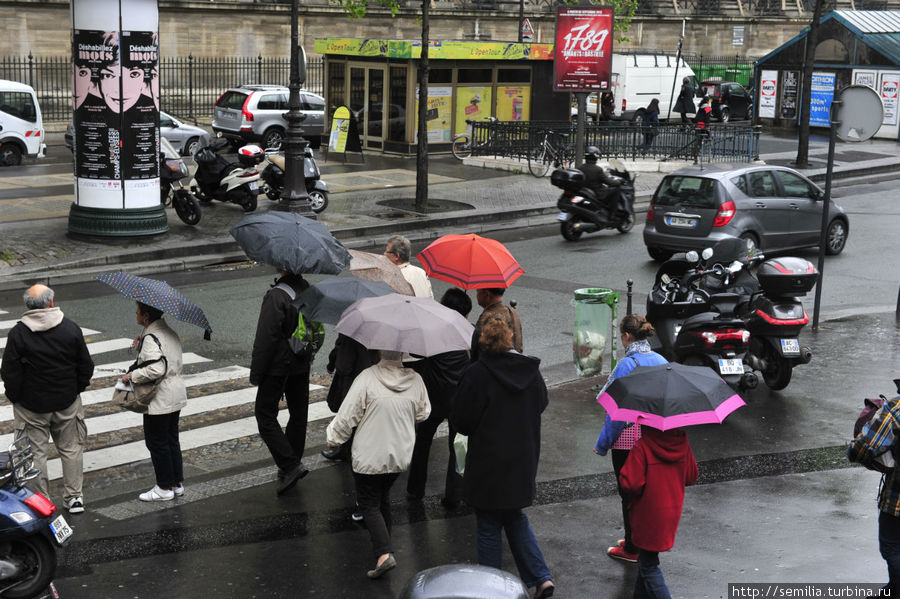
[384,235,433,299]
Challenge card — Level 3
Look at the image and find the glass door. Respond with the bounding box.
[367,68,385,144]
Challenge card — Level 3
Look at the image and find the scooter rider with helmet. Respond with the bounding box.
[577,146,621,218]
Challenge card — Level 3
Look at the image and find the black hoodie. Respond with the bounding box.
[451,351,548,510]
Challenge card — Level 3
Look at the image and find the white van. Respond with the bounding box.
[0,79,46,166]
[574,53,700,123]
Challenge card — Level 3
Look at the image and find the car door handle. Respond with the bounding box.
[789,203,799,210]
[755,202,765,208]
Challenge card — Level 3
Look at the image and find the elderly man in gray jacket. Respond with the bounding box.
[0,284,93,513]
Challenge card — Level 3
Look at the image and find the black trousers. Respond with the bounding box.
[143,411,183,489]
[612,448,637,554]
[406,413,462,502]
[354,472,399,558]
[255,371,309,471]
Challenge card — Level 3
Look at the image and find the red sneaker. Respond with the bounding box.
[607,545,638,563]
[615,539,625,548]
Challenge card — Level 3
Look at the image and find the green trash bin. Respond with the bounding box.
[572,288,619,377]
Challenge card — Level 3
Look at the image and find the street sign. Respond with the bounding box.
[553,6,614,92]
[521,18,534,43]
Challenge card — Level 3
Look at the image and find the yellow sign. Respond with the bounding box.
[496,86,530,122]
[315,38,554,61]
[329,106,351,153]
[415,86,453,142]
[454,87,492,135]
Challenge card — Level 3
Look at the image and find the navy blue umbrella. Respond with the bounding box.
[294,278,394,325]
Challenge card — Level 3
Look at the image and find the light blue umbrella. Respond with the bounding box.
[97,272,212,340]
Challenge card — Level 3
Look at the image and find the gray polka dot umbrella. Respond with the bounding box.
[97,271,213,340]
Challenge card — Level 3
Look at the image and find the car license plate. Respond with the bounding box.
[718,358,744,375]
[557,211,572,221]
[217,110,235,120]
[780,338,801,356]
[248,181,258,191]
[665,216,697,228]
[49,514,73,545]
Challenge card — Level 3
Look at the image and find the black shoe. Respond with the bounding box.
[276,465,309,495]
[366,554,397,579]
[321,448,343,460]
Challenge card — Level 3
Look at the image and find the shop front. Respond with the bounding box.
[313,39,566,154]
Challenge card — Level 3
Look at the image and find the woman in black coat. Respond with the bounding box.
[674,77,696,124]
[451,315,555,599]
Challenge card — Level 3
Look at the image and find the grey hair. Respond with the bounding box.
[379,350,404,362]
[24,287,54,310]
[385,235,411,263]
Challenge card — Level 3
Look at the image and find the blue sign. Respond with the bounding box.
[810,72,835,127]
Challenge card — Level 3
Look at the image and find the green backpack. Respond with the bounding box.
[275,283,325,356]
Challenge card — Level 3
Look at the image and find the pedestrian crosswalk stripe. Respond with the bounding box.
[85,338,134,355]
[44,400,337,480]
[0,327,101,349]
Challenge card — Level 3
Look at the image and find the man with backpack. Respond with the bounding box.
[848,382,900,597]
[250,269,313,495]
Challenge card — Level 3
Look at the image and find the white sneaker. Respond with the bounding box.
[139,485,174,502]
[173,483,185,497]
[65,496,85,514]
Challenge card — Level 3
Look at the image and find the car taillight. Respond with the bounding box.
[713,201,736,227]
[646,199,654,222]
[241,95,254,123]
[24,492,57,517]
[621,98,627,112]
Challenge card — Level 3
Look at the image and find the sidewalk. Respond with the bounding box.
[1,132,899,289]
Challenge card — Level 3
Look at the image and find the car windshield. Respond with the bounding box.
[654,176,720,208]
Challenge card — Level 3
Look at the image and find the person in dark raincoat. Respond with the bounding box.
[674,77,696,124]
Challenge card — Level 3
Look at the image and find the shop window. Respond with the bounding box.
[498,68,530,83]
[327,61,346,119]
[431,69,452,84]
[389,66,408,142]
[815,39,849,63]
[458,68,492,83]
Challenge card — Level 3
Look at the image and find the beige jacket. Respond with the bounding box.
[326,359,430,475]
[399,262,434,299]
[130,319,187,415]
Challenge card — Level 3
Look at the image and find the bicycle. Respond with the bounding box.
[527,129,575,177]
[451,116,499,160]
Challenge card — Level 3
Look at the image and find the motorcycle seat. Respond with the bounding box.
[269,155,285,170]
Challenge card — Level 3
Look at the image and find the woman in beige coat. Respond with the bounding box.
[121,302,187,502]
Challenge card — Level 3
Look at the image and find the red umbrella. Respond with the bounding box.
[416,233,524,290]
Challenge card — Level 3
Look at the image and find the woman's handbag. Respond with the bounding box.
[113,334,167,414]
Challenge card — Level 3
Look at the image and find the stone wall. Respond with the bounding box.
[1,0,806,59]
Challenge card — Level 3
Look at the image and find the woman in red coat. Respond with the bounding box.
[620,426,698,599]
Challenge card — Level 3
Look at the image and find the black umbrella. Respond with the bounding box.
[597,363,746,430]
[229,212,350,275]
[294,278,394,325]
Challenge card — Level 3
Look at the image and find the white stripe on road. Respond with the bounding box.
[45,399,335,480]
[85,338,134,355]
[0,327,102,349]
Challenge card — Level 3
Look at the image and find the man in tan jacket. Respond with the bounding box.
[471,287,523,361]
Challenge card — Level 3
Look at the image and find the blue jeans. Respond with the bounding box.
[475,508,552,589]
[879,511,900,596]
[634,550,671,599]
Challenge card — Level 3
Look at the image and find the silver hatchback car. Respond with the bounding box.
[643,164,849,262]
[212,84,325,150]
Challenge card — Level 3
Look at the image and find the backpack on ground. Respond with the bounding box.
[274,283,325,356]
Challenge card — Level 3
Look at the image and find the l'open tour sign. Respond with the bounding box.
[553,6,614,92]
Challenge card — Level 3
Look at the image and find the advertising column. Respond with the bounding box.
[69,0,166,236]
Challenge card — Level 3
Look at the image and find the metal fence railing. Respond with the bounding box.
[470,120,761,164]
[0,54,325,123]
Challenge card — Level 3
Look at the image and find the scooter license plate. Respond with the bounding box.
[718,358,744,375]
[780,338,801,356]
[248,182,258,191]
[557,212,571,222]
[49,514,73,545]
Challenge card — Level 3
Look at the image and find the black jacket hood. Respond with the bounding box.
[478,351,542,392]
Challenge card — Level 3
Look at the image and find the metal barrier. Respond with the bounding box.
[469,120,760,164]
[0,54,325,123]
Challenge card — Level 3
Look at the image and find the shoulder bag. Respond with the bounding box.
[113,333,167,413]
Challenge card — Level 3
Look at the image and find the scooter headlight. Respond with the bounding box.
[571,196,585,204]
[9,512,33,524]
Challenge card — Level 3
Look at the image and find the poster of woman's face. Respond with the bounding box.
[72,29,117,110]
[121,31,159,111]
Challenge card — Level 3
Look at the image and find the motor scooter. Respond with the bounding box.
[259,145,328,213]
[646,247,758,390]
[160,137,201,226]
[0,436,71,599]
[551,159,636,241]
[190,134,262,213]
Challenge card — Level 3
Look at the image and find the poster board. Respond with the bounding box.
[328,106,351,152]
[759,70,777,119]
[878,72,899,127]
[496,86,530,121]
[414,86,452,142]
[553,6,614,92]
[809,71,835,128]
[780,70,799,120]
[454,86,492,135]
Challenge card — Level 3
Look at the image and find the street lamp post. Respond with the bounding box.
[274,0,315,218]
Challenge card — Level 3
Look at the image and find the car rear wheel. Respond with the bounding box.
[183,137,200,157]
[262,128,285,151]
[719,107,730,123]
[739,232,760,254]
[647,247,673,262]
[0,144,22,166]
[632,109,646,125]
[825,218,848,255]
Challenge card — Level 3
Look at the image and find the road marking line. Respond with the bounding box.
[85,338,134,355]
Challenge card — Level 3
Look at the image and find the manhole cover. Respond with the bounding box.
[377,197,474,215]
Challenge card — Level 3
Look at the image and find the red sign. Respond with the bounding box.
[554,7,614,92]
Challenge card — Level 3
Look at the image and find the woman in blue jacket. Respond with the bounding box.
[593,314,667,563]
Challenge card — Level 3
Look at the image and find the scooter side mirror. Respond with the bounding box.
[686,251,699,263]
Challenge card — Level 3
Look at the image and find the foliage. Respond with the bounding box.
[330,0,402,18]
[561,0,638,43]
[0,250,13,262]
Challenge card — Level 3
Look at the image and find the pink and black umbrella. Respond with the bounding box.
[597,363,745,431]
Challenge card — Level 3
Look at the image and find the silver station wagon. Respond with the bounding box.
[643,164,849,262]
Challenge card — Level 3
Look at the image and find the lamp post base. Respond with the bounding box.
[68,204,168,237]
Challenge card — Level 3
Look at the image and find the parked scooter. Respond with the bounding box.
[551,158,636,241]
[160,137,201,226]
[259,145,328,213]
[646,247,758,390]
[693,237,815,391]
[0,436,71,599]
[190,134,262,213]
